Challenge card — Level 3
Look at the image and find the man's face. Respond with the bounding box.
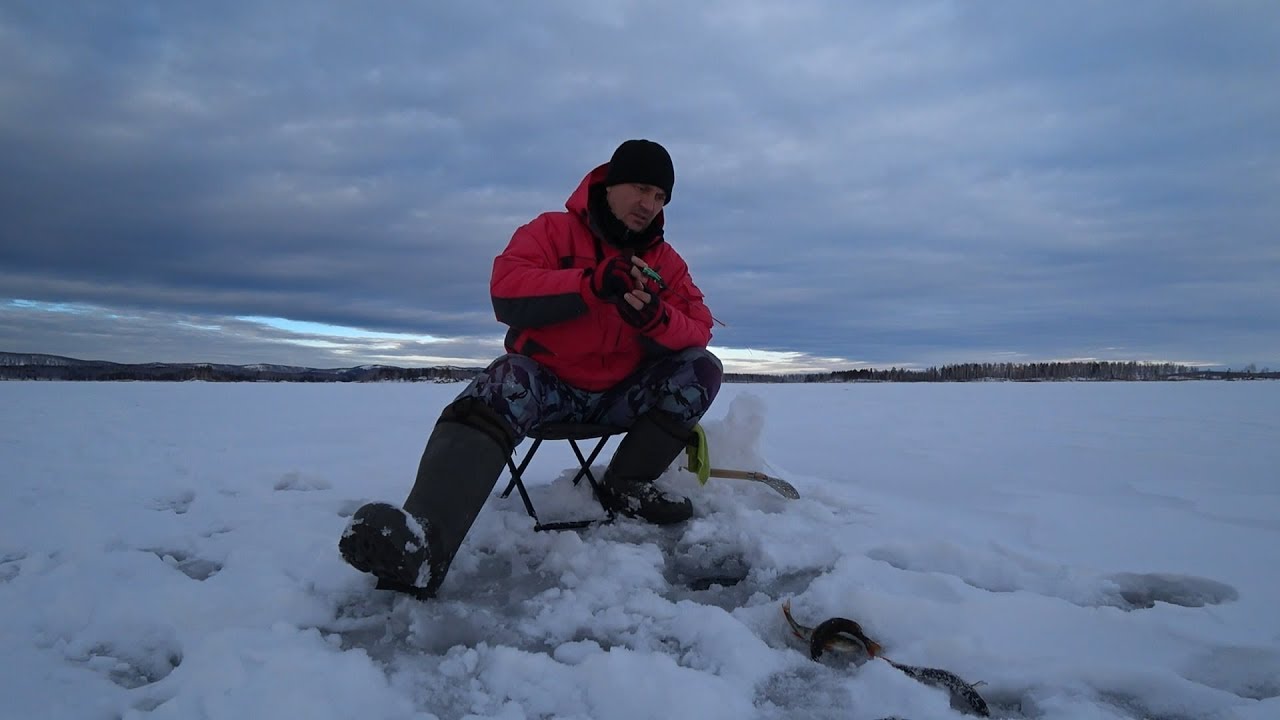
[606,183,667,232]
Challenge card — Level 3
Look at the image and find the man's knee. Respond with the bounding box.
[453,354,557,440]
[676,347,722,370]
[651,347,722,422]
[478,353,545,387]
[681,347,723,405]
[463,354,545,403]
[438,395,516,455]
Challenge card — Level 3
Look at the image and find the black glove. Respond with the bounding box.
[589,256,636,302]
[617,292,666,332]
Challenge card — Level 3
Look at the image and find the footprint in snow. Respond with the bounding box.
[147,489,195,514]
[1104,571,1238,610]
[0,550,25,583]
[144,548,223,581]
[866,542,1238,611]
[274,470,332,492]
[67,637,183,690]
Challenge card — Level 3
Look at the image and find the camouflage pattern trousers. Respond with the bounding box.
[452,348,723,442]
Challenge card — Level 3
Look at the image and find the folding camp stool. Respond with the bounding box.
[499,422,625,531]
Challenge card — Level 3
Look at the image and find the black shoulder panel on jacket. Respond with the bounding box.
[492,292,587,329]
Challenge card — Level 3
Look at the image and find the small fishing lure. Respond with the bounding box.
[635,261,728,328]
[640,265,667,290]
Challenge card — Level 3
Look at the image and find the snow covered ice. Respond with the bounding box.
[1,381,1278,719]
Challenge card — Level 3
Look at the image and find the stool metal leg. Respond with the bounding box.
[499,432,618,531]
[501,438,542,499]
[501,438,543,523]
[565,436,616,525]
[566,435,613,489]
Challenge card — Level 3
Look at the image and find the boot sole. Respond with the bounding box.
[339,502,432,593]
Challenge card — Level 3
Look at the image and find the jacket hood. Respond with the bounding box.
[566,163,666,248]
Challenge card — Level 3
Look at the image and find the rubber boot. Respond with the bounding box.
[339,399,513,597]
[595,411,694,525]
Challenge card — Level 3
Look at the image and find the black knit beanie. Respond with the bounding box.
[604,139,674,205]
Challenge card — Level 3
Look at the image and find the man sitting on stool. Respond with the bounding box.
[340,139,722,598]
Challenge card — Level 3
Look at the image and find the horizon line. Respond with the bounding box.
[0,350,1257,375]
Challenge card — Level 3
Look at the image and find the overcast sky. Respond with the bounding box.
[2,1,1277,374]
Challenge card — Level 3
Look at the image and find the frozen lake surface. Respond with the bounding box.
[1,380,1277,719]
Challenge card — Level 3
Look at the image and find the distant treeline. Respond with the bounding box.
[0,354,478,383]
[2,353,1276,383]
[733,361,1278,383]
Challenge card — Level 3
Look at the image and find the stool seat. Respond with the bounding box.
[527,423,626,441]
[500,422,625,531]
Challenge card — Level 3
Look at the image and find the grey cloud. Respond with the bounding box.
[0,300,503,368]
[1,1,1277,370]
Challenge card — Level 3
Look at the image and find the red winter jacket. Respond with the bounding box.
[490,164,714,391]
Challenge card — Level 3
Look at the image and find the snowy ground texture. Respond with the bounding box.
[2,381,1278,720]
